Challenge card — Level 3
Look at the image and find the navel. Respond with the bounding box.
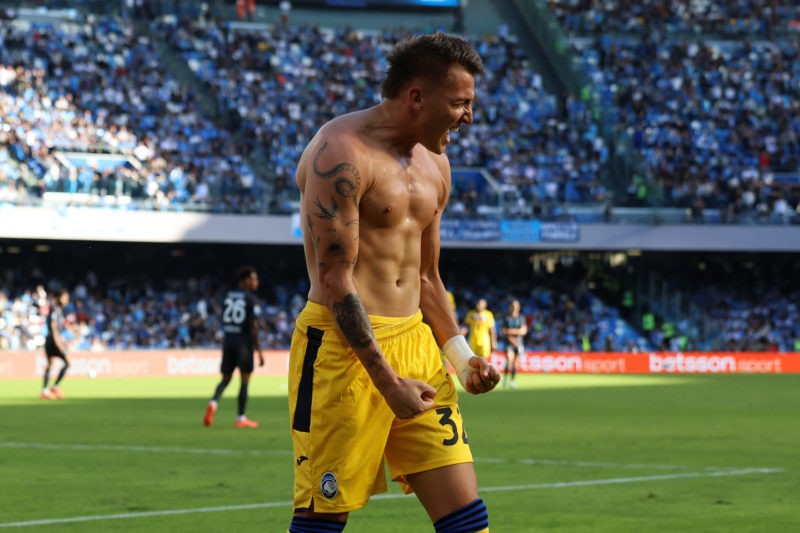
[384,205,393,213]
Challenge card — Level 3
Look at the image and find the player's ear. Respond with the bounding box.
[409,87,423,110]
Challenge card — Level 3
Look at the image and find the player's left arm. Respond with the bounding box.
[250,300,264,367]
[420,158,498,394]
[518,315,528,338]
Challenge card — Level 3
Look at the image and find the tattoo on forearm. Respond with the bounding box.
[362,353,382,372]
[314,196,338,220]
[313,142,361,208]
[332,293,373,349]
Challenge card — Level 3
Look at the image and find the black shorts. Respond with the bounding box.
[221,343,254,375]
[44,338,67,359]
[506,343,524,356]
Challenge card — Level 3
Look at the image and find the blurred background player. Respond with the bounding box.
[446,287,458,323]
[463,298,496,359]
[500,299,527,389]
[203,266,264,428]
[41,289,70,400]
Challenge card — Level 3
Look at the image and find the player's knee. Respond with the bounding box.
[289,514,346,532]
[434,498,489,533]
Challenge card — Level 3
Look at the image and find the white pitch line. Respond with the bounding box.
[474,467,783,493]
[0,441,292,456]
[0,502,290,529]
[1,442,774,472]
[0,442,701,470]
[0,468,782,529]
[476,457,715,471]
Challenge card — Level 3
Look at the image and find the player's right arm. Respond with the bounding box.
[299,136,435,419]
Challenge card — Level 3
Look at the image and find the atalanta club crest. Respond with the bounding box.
[320,472,338,499]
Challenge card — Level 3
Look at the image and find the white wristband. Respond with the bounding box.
[442,335,474,387]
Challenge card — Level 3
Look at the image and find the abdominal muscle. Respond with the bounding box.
[306,230,424,318]
[354,267,422,318]
[351,221,424,317]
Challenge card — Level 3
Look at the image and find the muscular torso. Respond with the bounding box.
[298,110,447,317]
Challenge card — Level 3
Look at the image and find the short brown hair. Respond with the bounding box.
[381,32,485,99]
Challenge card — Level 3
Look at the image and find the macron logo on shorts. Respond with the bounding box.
[320,472,338,499]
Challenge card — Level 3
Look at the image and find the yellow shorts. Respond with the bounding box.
[288,301,473,514]
[470,340,492,358]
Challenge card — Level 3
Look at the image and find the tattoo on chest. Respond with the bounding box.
[313,142,360,209]
[332,293,373,349]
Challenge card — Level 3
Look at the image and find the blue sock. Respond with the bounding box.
[289,515,346,532]
[434,498,489,533]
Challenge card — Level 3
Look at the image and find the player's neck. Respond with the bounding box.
[361,102,418,158]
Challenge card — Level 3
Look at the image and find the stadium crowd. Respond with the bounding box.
[3,5,800,222]
[3,258,798,353]
[547,0,800,38]
[692,282,800,352]
[580,36,800,221]
[0,15,266,212]
[0,10,615,217]
[165,17,611,213]
[546,0,800,222]
[0,271,304,352]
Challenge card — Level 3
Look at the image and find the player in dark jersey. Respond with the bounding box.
[501,299,527,389]
[41,289,70,400]
[203,266,264,428]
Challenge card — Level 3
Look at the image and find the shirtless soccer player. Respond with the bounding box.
[287,32,500,533]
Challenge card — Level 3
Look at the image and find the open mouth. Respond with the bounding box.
[445,123,461,144]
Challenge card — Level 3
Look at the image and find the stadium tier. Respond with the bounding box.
[1,243,798,353]
[2,2,799,222]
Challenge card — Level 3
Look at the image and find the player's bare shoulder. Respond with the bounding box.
[296,113,367,201]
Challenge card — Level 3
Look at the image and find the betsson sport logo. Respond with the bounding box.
[648,353,784,373]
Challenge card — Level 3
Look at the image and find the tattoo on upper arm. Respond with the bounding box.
[332,293,373,349]
[306,215,320,247]
[314,196,338,220]
[313,142,361,209]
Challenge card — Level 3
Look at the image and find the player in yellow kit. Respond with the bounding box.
[463,298,496,358]
[288,32,498,533]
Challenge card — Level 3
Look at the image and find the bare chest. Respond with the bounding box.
[360,157,443,229]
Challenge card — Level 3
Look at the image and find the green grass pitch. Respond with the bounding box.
[1,373,798,531]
